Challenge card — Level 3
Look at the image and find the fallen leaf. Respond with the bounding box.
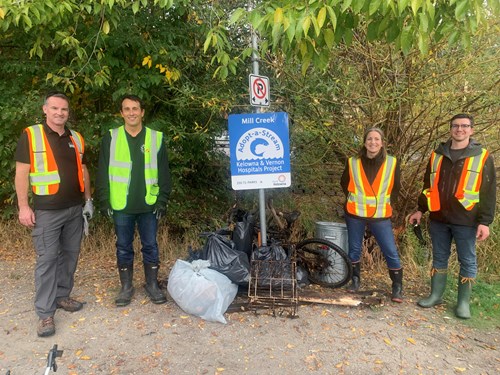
[454,367,466,372]
[75,349,83,356]
[80,355,91,360]
[407,338,416,345]
[384,338,392,346]
[180,315,189,319]
[287,343,295,349]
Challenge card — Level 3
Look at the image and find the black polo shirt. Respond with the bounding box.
[15,123,87,210]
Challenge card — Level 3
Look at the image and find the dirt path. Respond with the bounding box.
[1,257,498,375]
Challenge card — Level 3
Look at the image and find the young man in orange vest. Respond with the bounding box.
[409,114,496,319]
[14,92,93,337]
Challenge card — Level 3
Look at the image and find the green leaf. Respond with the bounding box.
[311,13,321,36]
[417,32,428,55]
[341,0,353,13]
[369,0,382,15]
[317,7,327,29]
[352,0,366,14]
[400,26,412,54]
[343,28,353,46]
[324,28,335,49]
[132,1,139,14]
[229,8,245,25]
[398,0,410,13]
[367,21,379,41]
[411,0,422,15]
[419,12,428,32]
[326,6,337,31]
[455,0,468,20]
[286,17,296,43]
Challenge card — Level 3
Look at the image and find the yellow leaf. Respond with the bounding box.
[375,359,383,364]
[180,315,189,319]
[0,8,5,19]
[102,20,110,35]
[80,355,91,360]
[384,338,392,345]
[274,8,283,24]
[78,317,86,322]
[287,344,295,349]
[454,367,466,372]
[75,349,83,356]
[407,337,416,345]
[216,368,225,372]
[142,55,151,67]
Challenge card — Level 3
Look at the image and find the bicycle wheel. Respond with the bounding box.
[295,238,352,288]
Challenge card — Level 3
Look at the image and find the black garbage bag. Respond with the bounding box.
[202,233,250,285]
[252,240,292,288]
[231,210,255,259]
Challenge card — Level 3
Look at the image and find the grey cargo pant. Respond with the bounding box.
[32,205,83,319]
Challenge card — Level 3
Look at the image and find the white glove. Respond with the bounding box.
[83,199,94,220]
[83,214,89,236]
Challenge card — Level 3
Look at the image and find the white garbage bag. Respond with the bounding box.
[167,259,238,324]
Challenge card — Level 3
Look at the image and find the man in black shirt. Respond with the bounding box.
[96,95,171,307]
[15,92,93,337]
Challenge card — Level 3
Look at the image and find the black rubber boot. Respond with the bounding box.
[144,262,167,304]
[347,262,360,292]
[116,264,134,307]
[389,268,403,303]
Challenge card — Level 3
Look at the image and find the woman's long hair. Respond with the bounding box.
[357,127,387,160]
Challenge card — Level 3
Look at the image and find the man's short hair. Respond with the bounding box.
[120,95,144,110]
[44,91,69,105]
[450,113,474,127]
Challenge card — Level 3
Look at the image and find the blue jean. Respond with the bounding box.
[113,211,159,265]
[345,215,401,269]
[429,220,477,278]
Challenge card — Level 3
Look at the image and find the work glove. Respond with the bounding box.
[99,202,113,219]
[83,199,94,220]
[153,202,167,220]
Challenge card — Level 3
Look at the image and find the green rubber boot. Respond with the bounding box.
[455,276,473,319]
[418,270,447,308]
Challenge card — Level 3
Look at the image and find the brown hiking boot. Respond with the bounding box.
[37,317,55,337]
[56,297,83,312]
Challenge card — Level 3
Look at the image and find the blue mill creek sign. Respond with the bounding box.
[228,112,291,190]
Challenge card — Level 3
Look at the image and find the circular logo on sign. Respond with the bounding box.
[236,128,284,161]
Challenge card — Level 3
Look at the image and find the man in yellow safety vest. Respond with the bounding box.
[409,113,496,319]
[96,95,171,307]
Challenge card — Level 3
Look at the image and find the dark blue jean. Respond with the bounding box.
[345,215,401,269]
[113,211,159,265]
[429,220,477,278]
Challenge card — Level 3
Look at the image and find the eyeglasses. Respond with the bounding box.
[451,124,472,129]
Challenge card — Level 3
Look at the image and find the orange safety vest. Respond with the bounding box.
[25,124,85,195]
[424,149,489,212]
[346,155,396,218]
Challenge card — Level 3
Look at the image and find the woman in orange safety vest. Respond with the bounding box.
[340,127,403,302]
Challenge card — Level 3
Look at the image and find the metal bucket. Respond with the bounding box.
[315,222,349,252]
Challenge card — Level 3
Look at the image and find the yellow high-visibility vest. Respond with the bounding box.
[108,126,163,210]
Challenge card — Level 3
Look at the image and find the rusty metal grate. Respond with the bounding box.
[248,249,298,317]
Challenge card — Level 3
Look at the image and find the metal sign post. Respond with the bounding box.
[248,0,269,246]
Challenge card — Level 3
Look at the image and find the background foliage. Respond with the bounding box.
[0,1,498,275]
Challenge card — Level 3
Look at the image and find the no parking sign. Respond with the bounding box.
[249,74,270,107]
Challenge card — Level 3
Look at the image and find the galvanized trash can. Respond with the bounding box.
[315,222,349,252]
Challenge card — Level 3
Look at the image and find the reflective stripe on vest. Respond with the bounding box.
[346,155,396,218]
[424,149,488,211]
[423,151,442,211]
[25,124,84,195]
[108,126,162,210]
